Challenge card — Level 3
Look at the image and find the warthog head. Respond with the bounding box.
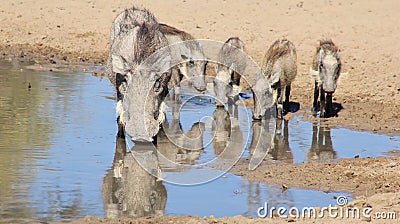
[112,24,172,142]
[252,73,274,120]
[310,42,341,93]
[213,37,246,107]
[214,63,234,106]
[179,41,207,92]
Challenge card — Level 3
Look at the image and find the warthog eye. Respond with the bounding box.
[116,73,127,86]
[154,79,161,92]
[189,58,195,66]
[319,62,324,69]
[154,78,162,93]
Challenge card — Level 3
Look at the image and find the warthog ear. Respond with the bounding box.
[319,49,325,61]
[269,67,281,87]
[112,54,128,74]
[336,49,341,60]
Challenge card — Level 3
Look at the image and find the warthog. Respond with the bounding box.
[310,39,342,117]
[214,37,246,106]
[105,7,172,142]
[254,38,297,119]
[159,23,207,100]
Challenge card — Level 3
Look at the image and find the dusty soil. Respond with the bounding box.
[1,0,399,223]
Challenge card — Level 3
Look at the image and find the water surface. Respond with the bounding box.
[0,60,398,222]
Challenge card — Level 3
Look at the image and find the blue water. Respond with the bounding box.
[0,60,398,222]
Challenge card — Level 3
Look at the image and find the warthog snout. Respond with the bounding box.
[252,114,263,121]
[251,76,274,120]
[193,75,207,92]
[322,78,337,93]
[214,81,230,106]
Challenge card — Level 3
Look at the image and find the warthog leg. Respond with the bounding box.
[320,88,326,118]
[283,84,291,115]
[276,87,284,119]
[170,69,182,102]
[116,100,126,138]
[326,93,333,117]
[312,81,319,115]
[117,119,125,138]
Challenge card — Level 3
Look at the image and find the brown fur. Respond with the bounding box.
[159,23,194,41]
[264,38,295,65]
[312,39,341,71]
[134,22,162,63]
[317,39,339,54]
[225,37,243,49]
[260,38,297,119]
[262,38,297,82]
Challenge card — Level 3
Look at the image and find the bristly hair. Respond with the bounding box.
[312,39,341,71]
[125,6,158,23]
[117,6,159,37]
[225,37,245,50]
[265,38,296,64]
[134,22,161,62]
[317,39,339,54]
[159,23,194,41]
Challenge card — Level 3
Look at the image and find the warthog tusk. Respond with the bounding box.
[116,100,126,125]
[157,112,165,125]
[229,84,242,97]
[157,102,168,125]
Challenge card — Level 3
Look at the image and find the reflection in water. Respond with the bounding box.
[157,101,205,171]
[248,118,273,169]
[307,124,337,162]
[102,136,167,218]
[212,107,231,155]
[212,105,244,160]
[1,61,397,221]
[269,119,293,163]
[249,117,293,165]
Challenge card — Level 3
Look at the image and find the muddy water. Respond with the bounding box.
[0,60,398,222]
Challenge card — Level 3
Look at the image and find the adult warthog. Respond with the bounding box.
[214,37,246,106]
[106,7,172,142]
[310,39,343,117]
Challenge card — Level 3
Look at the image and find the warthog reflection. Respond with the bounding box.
[157,101,205,171]
[102,136,166,218]
[307,124,337,162]
[212,104,244,160]
[249,114,293,166]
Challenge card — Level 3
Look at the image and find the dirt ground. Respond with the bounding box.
[1,0,399,223]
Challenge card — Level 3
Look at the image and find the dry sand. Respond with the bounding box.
[1,0,399,223]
